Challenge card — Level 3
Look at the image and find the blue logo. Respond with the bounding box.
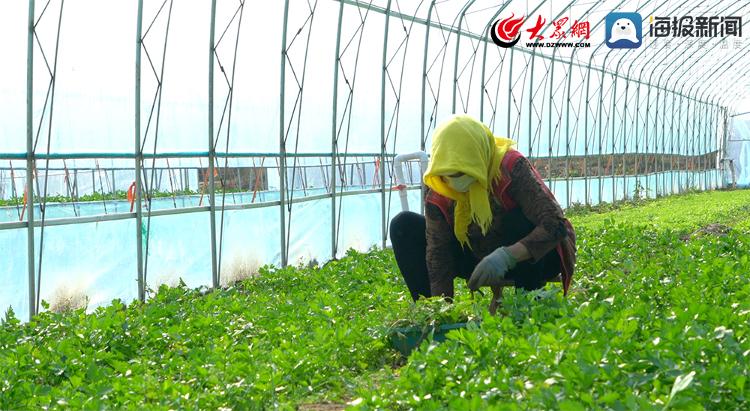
[605,12,642,48]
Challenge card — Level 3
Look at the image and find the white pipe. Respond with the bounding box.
[393,151,429,212]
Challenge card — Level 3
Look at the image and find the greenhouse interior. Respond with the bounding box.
[1,0,750,409]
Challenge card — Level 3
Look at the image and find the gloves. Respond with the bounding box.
[467,246,517,291]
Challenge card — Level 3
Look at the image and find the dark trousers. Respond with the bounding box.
[390,209,561,301]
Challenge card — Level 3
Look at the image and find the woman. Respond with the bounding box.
[390,114,576,308]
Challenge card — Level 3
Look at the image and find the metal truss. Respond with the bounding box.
[4,0,748,319]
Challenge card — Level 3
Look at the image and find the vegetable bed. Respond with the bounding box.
[2,189,750,410]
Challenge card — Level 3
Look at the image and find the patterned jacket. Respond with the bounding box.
[424,149,576,297]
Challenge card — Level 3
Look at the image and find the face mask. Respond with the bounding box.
[445,174,475,193]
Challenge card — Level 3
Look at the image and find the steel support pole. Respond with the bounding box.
[420,1,435,153]
[561,0,628,204]
[279,0,290,266]
[331,1,344,258]
[528,55,535,160]
[692,97,698,190]
[667,79,716,192]
[208,0,219,287]
[705,100,711,189]
[451,0,476,114]
[647,5,750,193]
[681,82,696,190]
[621,76,630,201]
[506,48,514,141]
[548,54,554,189]
[479,4,512,123]
[419,1,436,215]
[708,99,715,188]
[26,0,36,318]
[678,85,686,193]
[675,86,684,194]
[703,101,719,190]
[610,71,617,201]
[713,97,726,188]
[589,64,615,203]
[537,0,579,203]
[597,64,604,203]
[722,106,729,187]
[687,90,696,190]
[717,101,724,188]
[660,82,668,195]
[583,61,592,205]
[700,99,707,189]
[655,66,681,196]
[380,0,392,248]
[696,97,704,189]
[644,67,663,198]
[711,100,718,188]
[134,0,145,301]
[643,71,653,196]
[521,0,563,167]
[669,90,680,194]
[566,81,573,206]
[633,79,641,198]
[722,103,729,187]
[590,0,697,201]
[564,52,575,208]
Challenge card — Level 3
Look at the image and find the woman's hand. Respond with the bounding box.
[467,246,517,290]
[489,285,503,315]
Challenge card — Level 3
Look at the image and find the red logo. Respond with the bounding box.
[489,14,591,48]
[490,14,524,48]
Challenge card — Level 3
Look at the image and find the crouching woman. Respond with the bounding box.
[390,114,576,308]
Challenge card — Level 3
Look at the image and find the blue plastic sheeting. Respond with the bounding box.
[1,220,138,323]
[0,174,719,322]
[0,189,424,321]
[728,118,750,187]
[142,213,213,291]
[214,207,282,274]
[1,228,28,321]
[548,170,720,206]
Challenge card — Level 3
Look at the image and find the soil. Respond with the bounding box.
[297,403,347,411]
[680,223,732,241]
[698,223,732,235]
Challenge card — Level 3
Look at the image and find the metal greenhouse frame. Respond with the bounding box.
[0,0,747,319]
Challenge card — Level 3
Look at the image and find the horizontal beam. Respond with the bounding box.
[0,186,423,231]
[0,151,398,160]
[1,164,720,232]
[0,155,407,172]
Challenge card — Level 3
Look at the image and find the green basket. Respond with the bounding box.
[388,322,471,356]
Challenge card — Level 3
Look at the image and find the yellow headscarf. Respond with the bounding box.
[423,114,516,248]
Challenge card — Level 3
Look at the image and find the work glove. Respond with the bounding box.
[467,246,517,291]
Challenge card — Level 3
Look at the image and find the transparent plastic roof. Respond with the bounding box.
[354,0,749,106]
[1,1,747,155]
